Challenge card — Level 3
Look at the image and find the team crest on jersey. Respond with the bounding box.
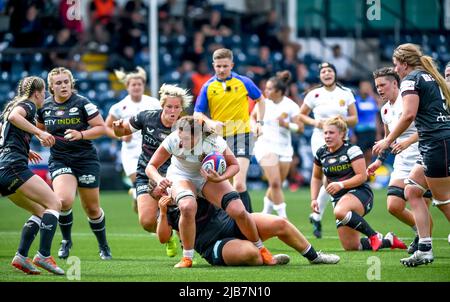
[159,133,167,140]
[69,107,79,115]
[339,155,348,162]
[328,158,337,164]
[339,99,345,107]
[55,110,65,116]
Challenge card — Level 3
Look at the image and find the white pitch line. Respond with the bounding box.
[0,231,448,241]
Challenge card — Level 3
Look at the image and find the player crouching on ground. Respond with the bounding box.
[311,116,407,251]
[151,180,340,267]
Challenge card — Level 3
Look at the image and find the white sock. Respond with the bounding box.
[183,249,194,259]
[317,185,331,220]
[262,196,274,214]
[253,239,264,249]
[273,202,287,218]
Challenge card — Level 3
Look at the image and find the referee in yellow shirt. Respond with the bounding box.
[194,48,265,212]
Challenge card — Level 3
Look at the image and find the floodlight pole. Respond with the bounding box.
[149,0,158,98]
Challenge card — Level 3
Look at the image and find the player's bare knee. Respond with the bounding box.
[333,208,347,221]
[139,215,157,232]
[269,178,282,190]
[225,201,247,220]
[178,197,197,216]
[234,183,246,193]
[60,197,74,210]
[84,205,101,218]
[47,197,62,212]
[272,217,289,235]
[387,200,403,216]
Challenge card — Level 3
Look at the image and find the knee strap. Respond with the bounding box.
[175,190,195,204]
[221,191,240,210]
[404,178,427,193]
[432,199,450,207]
[387,186,405,200]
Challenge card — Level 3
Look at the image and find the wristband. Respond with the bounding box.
[337,182,344,189]
[80,131,84,140]
[256,120,264,126]
[376,147,392,163]
[288,122,299,132]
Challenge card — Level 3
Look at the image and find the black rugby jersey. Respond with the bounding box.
[37,94,100,160]
[129,109,172,175]
[314,142,366,199]
[167,198,233,256]
[400,70,450,142]
[0,101,36,166]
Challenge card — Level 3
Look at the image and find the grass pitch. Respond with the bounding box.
[1,189,449,282]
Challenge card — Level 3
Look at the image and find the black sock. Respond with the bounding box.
[301,244,318,261]
[360,238,372,250]
[88,209,108,247]
[418,238,432,252]
[59,209,73,241]
[39,210,59,257]
[341,211,377,237]
[239,191,253,213]
[360,237,391,250]
[17,216,41,257]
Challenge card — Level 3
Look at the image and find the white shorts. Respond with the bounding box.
[121,147,141,176]
[391,149,419,180]
[254,141,293,163]
[166,165,206,194]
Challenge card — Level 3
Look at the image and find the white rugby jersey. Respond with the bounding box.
[162,131,227,174]
[303,85,356,137]
[257,96,300,148]
[380,93,418,145]
[109,95,161,150]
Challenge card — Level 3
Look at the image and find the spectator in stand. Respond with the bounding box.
[326,44,351,81]
[89,0,117,26]
[256,10,283,52]
[187,59,212,111]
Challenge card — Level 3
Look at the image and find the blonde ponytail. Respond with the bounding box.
[114,66,147,86]
[420,56,450,112]
[2,76,45,122]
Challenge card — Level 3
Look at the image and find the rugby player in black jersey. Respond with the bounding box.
[1,76,64,275]
[113,84,191,258]
[313,117,406,252]
[374,44,450,266]
[37,67,111,260]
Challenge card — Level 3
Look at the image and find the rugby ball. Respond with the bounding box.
[201,152,226,175]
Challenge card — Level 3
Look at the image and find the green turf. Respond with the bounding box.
[1,189,449,282]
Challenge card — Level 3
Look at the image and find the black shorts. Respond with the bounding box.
[135,168,166,197]
[333,184,374,217]
[0,164,34,196]
[419,139,450,178]
[48,158,100,188]
[355,130,376,152]
[200,221,244,266]
[224,132,254,159]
